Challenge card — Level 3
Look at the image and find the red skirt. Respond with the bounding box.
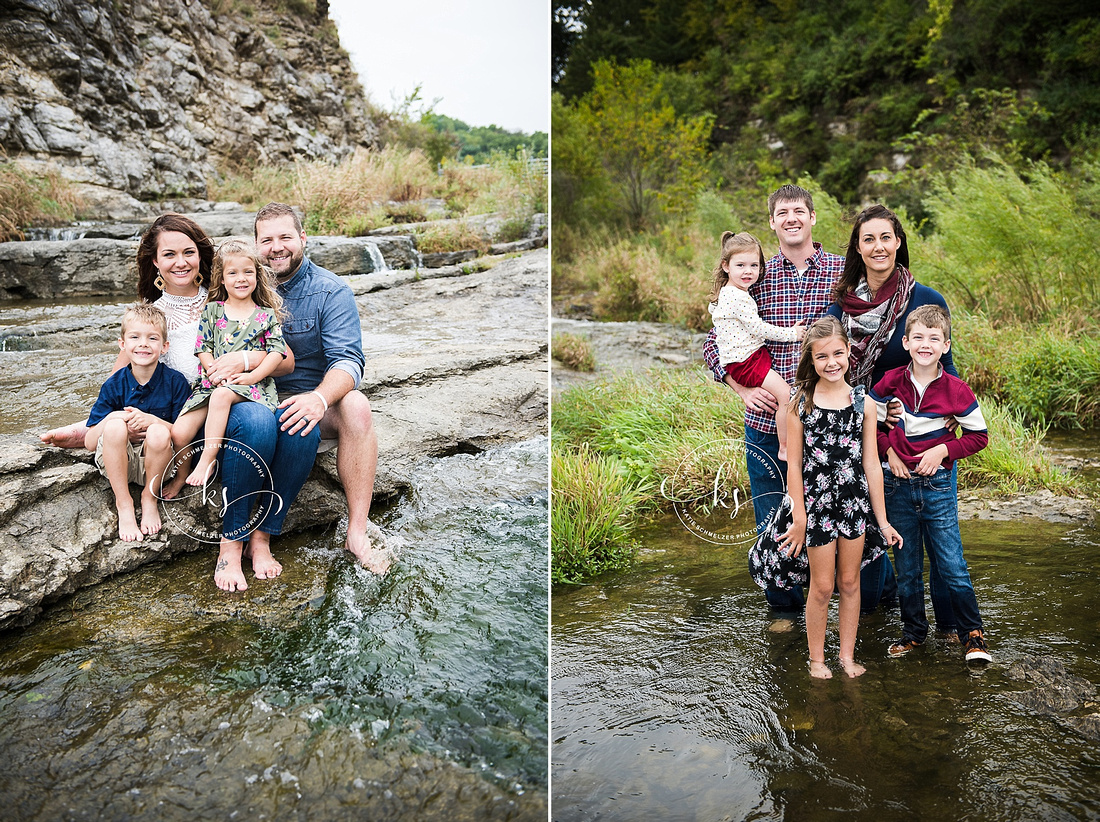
[724,346,773,388]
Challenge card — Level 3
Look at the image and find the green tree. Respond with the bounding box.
[574,59,714,228]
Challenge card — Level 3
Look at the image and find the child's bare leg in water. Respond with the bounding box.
[836,535,867,678]
[187,387,244,486]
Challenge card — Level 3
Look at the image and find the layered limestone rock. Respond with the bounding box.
[0,0,375,207]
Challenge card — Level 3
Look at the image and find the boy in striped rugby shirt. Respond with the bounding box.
[870,304,993,663]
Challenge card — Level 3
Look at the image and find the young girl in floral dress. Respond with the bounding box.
[171,238,288,487]
[750,317,902,679]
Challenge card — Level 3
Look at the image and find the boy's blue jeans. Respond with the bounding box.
[220,402,321,541]
[745,423,897,612]
[883,465,983,642]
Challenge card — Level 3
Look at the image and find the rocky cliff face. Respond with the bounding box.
[0,0,376,207]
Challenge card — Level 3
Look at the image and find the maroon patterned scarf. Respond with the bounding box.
[838,265,915,388]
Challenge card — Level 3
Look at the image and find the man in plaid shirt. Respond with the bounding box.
[704,185,892,611]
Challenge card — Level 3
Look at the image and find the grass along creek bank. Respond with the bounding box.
[550,317,1095,585]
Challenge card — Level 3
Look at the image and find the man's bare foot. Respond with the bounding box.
[809,659,833,679]
[214,539,248,591]
[186,459,217,487]
[117,503,143,542]
[40,423,88,449]
[139,492,162,536]
[161,471,188,500]
[346,523,392,575]
[248,538,283,580]
[839,658,866,678]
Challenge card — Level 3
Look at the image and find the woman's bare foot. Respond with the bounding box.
[809,659,833,679]
[40,422,89,449]
[247,534,283,580]
[117,501,143,542]
[139,491,162,536]
[839,658,866,678]
[214,539,248,591]
[186,458,217,487]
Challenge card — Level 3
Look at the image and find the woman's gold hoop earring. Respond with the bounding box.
[193,272,204,287]
[154,274,166,291]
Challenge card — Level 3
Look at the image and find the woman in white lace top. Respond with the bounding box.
[40,214,215,446]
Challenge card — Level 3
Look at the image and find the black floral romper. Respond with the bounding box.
[749,385,885,591]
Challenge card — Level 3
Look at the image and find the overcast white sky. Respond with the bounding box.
[327,0,549,134]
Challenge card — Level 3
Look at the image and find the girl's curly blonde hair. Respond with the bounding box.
[207,237,285,321]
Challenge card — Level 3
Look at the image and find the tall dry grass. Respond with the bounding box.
[209,146,546,237]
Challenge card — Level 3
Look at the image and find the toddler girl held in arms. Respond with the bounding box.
[709,231,805,460]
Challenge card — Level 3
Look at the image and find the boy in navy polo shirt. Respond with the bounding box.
[870,304,993,664]
[84,302,192,542]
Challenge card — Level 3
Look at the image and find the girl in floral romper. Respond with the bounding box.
[171,238,288,487]
[751,317,902,679]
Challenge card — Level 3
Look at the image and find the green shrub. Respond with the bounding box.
[953,312,1100,428]
[551,333,596,371]
[551,446,644,584]
[960,397,1078,494]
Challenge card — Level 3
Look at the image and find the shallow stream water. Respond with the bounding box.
[0,438,548,820]
[552,498,1100,821]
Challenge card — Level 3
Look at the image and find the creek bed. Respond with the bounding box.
[552,506,1100,821]
[0,439,549,820]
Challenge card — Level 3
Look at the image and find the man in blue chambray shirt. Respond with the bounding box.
[206,203,383,591]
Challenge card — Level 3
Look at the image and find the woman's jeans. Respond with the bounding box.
[883,465,982,642]
[220,402,321,541]
[745,423,897,613]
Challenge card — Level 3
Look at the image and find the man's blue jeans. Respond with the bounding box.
[221,403,321,540]
[883,466,982,642]
[745,423,896,612]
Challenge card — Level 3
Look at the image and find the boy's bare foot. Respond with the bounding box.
[40,423,88,449]
[346,523,392,575]
[186,459,217,487]
[809,659,833,679]
[214,539,248,591]
[247,536,283,580]
[117,502,143,542]
[840,658,866,678]
[139,492,162,536]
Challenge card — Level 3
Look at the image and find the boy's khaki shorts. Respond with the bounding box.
[93,436,147,485]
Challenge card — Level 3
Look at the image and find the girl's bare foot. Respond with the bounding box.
[186,459,217,487]
[839,658,866,678]
[161,471,187,500]
[809,659,833,679]
[139,492,162,536]
[214,539,248,591]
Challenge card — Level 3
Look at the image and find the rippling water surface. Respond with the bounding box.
[552,506,1100,821]
[0,438,548,821]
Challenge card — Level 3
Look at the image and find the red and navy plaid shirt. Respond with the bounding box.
[704,242,844,434]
